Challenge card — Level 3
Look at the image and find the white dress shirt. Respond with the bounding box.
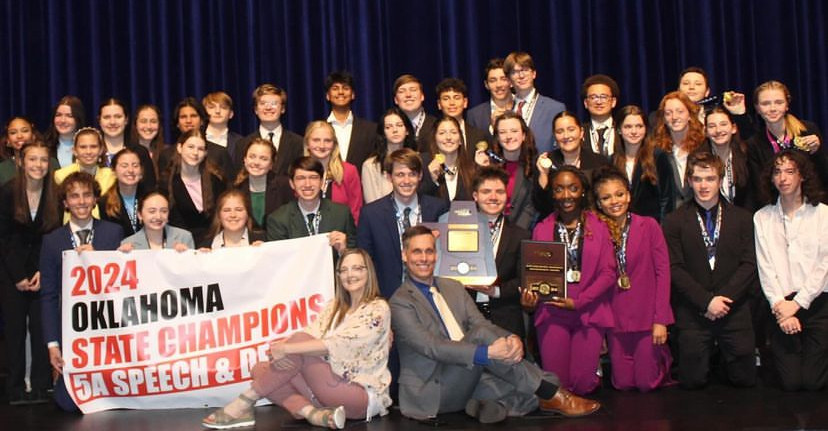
[327,110,354,160]
[754,199,828,309]
[259,124,283,151]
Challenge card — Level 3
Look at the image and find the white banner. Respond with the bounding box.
[60,235,334,413]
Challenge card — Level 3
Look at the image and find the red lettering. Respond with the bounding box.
[103,263,120,293]
[71,338,88,368]
[242,311,259,341]
[121,260,138,290]
[70,266,86,296]
[158,327,175,357]
[87,265,102,294]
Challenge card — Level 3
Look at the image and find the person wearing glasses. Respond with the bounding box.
[581,75,620,159]
[502,51,566,154]
[202,248,392,429]
[234,83,304,176]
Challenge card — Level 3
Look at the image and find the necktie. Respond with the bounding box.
[430,286,464,341]
[596,127,608,156]
[268,131,275,144]
[306,213,316,235]
[76,229,91,245]
[402,207,412,230]
[516,100,526,118]
[704,209,714,237]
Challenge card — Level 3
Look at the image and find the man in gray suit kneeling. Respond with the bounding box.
[389,225,600,423]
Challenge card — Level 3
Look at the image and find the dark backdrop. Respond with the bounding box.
[2,0,827,141]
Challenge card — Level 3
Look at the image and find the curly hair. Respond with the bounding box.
[652,91,704,154]
[760,149,825,206]
[590,165,631,245]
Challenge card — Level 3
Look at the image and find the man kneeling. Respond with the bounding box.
[390,225,600,423]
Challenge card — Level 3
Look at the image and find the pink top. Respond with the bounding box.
[182,175,203,212]
[330,161,364,223]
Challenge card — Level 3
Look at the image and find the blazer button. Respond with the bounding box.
[434,379,439,384]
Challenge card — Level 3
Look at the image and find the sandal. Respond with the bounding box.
[201,393,257,429]
[305,405,346,429]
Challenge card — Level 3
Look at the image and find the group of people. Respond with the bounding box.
[1,49,826,428]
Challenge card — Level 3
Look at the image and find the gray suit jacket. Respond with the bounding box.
[390,277,552,419]
[529,94,566,154]
[121,225,195,249]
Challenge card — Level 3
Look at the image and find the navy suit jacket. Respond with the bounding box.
[357,193,448,298]
[467,101,492,132]
[40,220,124,345]
[529,94,566,154]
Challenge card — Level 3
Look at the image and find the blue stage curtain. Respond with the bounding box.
[1,0,826,140]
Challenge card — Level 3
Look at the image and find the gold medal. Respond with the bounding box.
[618,274,631,290]
[793,136,809,151]
[566,269,581,283]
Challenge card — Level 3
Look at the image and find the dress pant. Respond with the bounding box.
[677,324,756,389]
[1,282,51,395]
[771,292,828,391]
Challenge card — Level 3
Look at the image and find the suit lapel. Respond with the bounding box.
[404,280,446,335]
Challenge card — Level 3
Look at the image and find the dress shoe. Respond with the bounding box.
[538,388,600,417]
[465,398,507,423]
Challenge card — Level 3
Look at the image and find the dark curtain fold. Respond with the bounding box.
[1,0,826,141]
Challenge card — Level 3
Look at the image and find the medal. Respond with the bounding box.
[566,269,581,283]
[617,274,631,290]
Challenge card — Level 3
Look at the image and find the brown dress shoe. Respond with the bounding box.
[538,388,601,417]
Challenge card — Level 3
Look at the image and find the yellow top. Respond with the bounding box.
[54,163,116,221]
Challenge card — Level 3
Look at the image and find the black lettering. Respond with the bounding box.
[72,303,88,332]
[205,283,224,312]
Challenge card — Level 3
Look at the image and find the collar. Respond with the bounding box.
[410,277,435,297]
[694,198,723,217]
[211,228,250,248]
[259,123,282,138]
[298,199,321,217]
[326,110,354,127]
[516,88,537,103]
[205,127,229,141]
[590,117,613,130]
[393,193,419,212]
[69,219,94,233]
[774,197,810,219]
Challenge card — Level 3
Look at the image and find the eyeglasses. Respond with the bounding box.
[587,94,612,103]
[257,101,281,108]
[509,68,532,77]
[337,265,367,275]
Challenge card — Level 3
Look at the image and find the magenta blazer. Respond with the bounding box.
[611,214,674,333]
[330,161,364,223]
[532,210,616,328]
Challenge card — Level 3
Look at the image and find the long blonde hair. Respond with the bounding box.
[323,248,383,335]
[304,121,344,184]
[753,80,807,138]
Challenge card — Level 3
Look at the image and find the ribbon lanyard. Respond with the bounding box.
[615,213,631,274]
[305,209,322,236]
[126,195,139,232]
[69,228,95,248]
[696,203,722,270]
[556,217,583,281]
[489,214,504,254]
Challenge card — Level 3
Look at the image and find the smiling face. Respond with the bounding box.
[6,118,34,151]
[383,113,408,146]
[551,171,584,217]
[473,178,507,217]
[177,136,207,168]
[437,90,468,119]
[306,126,336,161]
[508,65,536,93]
[218,195,249,234]
[620,114,646,146]
[54,104,77,137]
[22,146,50,182]
[99,104,128,139]
[388,162,421,201]
[755,88,788,126]
[495,118,525,153]
[485,68,511,101]
[338,252,368,298]
[394,82,424,114]
[771,158,802,200]
[63,182,96,223]
[663,98,690,134]
[678,71,709,102]
[135,108,160,141]
[434,119,461,155]
[74,133,103,168]
[402,233,437,282]
[289,167,323,202]
[705,112,737,147]
[595,179,631,222]
[554,115,583,153]
[326,82,355,110]
[138,194,170,232]
[244,142,274,178]
[583,84,616,118]
[689,165,722,207]
[254,94,285,124]
[114,152,143,187]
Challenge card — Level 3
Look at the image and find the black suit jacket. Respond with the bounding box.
[97,185,148,237]
[694,141,756,212]
[343,116,378,173]
[629,148,676,222]
[235,172,294,235]
[168,172,227,245]
[418,152,473,205]
[0,181,52,284]
[532,146,611,218]
[487,220,531,338]
[464,123,492,149]
[415,114,438,153]
[234,128,305,176]
[662,200,757,330]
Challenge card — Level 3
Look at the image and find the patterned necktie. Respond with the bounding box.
[402,207,412,230]
[76,229,91,245]
[306,213,316,235]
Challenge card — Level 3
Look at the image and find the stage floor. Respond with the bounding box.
[1,378,827,431]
